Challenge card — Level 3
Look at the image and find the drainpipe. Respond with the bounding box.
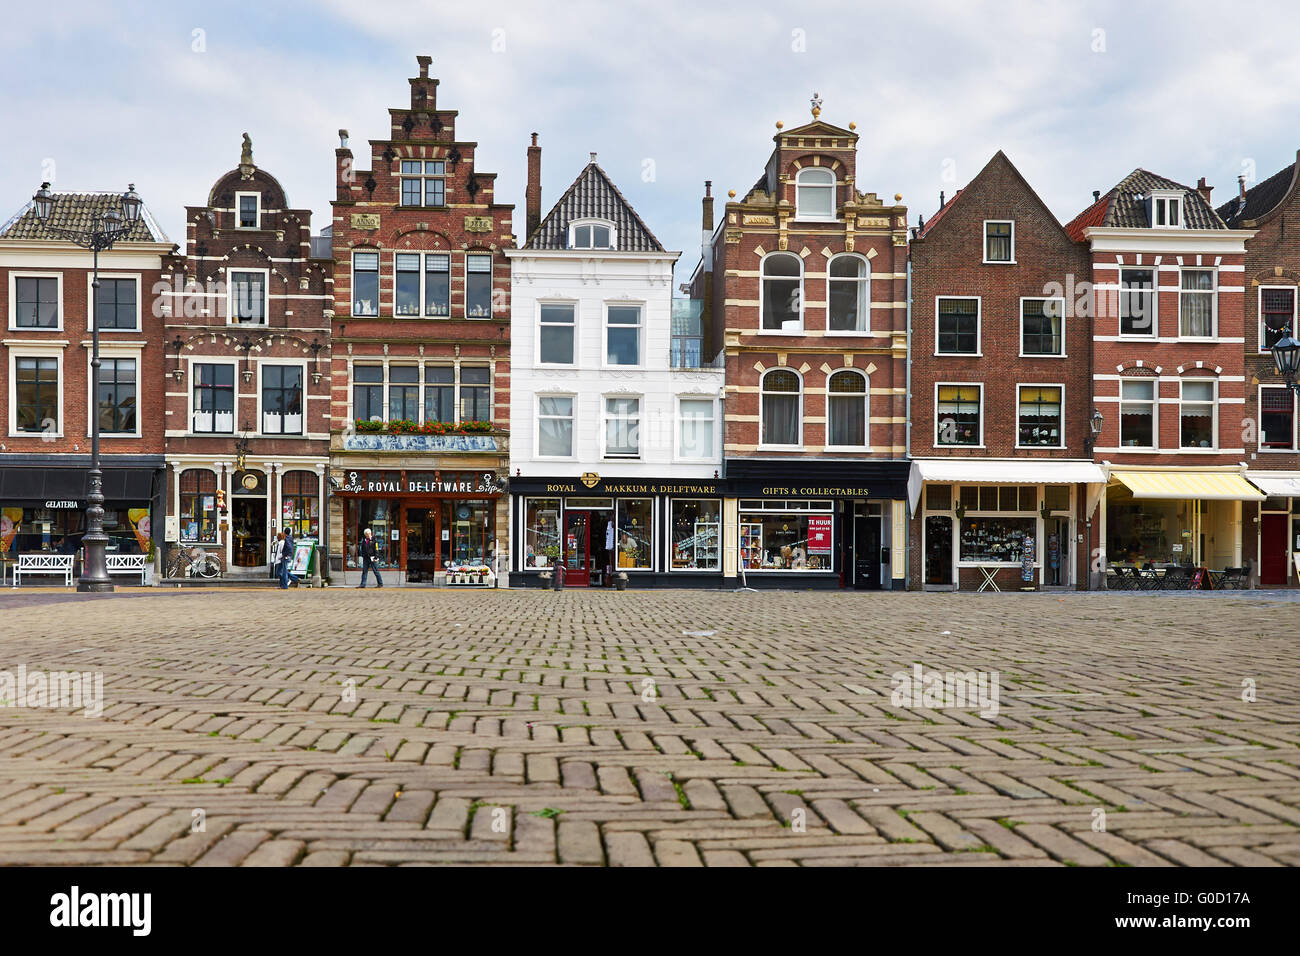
[904,256,913,591]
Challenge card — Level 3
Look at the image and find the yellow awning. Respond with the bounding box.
[1110,470,1265,501]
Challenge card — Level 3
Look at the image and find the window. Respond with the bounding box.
[1260,287,1296,352]
[425,254,450,316]
[459,366,491,423]
[394,253,449,317]
[539,303,575,364]
[827,370,867,447]
[936,297,979,354]
[261,365,303,434]
[192,363,234,433]
[760,369,801,446]
[400,160,445,207]
[1180,380,1215,448]
[15,357,59,433]
[353,365,384,422]
[1017,385,1062,447]
[827,255,868,332]
[14,276,58,328]
[95,278,138,330]
[1119,379,1156,448]
[984,221,1014,262]
[237,194,259,229]
[538,396,574,457]
[388,366,420,422]
[678,398,715,459]
[423,366,455,423]
[570,221,613,249]
[960,516,1036,564]
[615,499,653,569]
[1119,268,1155,335]
[761,253,802,330]
[738,500,835,571]
[523,498,562,569]
[936,384,981,446]
[395,254,422,316]
[228,271,266,324]
[281,471,319,538]
[1261,387,1296,449]
[795,167,835,220]
[671,499,720,571]
[958,485,1037,513]
[1021,298,1064,356]
[465,254,493,317]
[604,397,641,458]
[606,305,642,365]
[352,252,379,316]
[1180,269,1215,337]
[98,358,136,434]
[1152,194,1181,227]
[179,469,218,543]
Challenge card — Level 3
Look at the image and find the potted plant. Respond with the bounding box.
[614,571,628,591]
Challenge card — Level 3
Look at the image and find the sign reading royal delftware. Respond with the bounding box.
[338,470,507,496]
[342,433,499,452]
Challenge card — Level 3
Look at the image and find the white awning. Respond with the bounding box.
[907,459,1106,512]
[1246,473,1300,498]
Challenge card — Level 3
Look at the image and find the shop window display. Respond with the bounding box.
[615,498,652,569]
[348,499,397,568]
[525,498,561,568]
[959,516,1036,564]
[738,505,834,571]
[671,499,720,570]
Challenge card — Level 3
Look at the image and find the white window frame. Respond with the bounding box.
[1178,267,1217,340]
[86,272,142,332]
[794,167,836,222]
[1258,383,1298,452]
[85,345,142,438]
[422,363,457,425]
[535,393,576,460]
[226,267,270,326]
[758,367,804,450]
[603,301,645,369]
[825,253,870,335]
[1015,382,1065,450]
[1258,285,1297,354]
[8,271,63,332]
[234,191,261,230]
[8,346,64,438]
[1179,378,1218,450]
[983,220,1015,264]
[188,358,239,435]
[934,381,984,448]
[536,299,578,367]
[257,359,309,436]
[675,396,717,462]
[824,369,870,451]
[568,218,617,250]
[934,296,982,356]
[390,251,453,319]
[351,250,380,317]
[1118,378,1159,450]
[601,394,643,460]
[350,361,385,423]
[464,253,494,318]
[1149,191,1183,229]
[759,252,805,334]
[399,159,447,207]
[1118,266,1158,337]
[385,363,422,423]
[1018,296,1066,358]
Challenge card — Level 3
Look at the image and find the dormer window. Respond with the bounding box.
[236,192,260,229]
[1150,192,1183,228]
[569,219,615,249]
[795,167,836,220]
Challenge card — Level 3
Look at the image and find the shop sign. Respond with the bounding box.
[758,484,873,498]
[807,515,832,554]
[338,470,507,496]
[342,433,499,452]
[534,478,721,496]
[43,500,80,509]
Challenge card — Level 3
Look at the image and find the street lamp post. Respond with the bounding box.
[31,182,143,592]
[1270,329,1300,391]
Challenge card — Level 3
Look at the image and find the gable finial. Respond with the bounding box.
[810,92,822,119]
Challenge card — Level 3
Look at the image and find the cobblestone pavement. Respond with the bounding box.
[0,588,1297,867]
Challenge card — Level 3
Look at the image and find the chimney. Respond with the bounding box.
[702,181,714,231]
[1237,174,1248,216]
[1196,176,1213,205]
[1092,189,1100,203]
[939,190,945,208]
[417,55,431,79]
[525,132,542,240]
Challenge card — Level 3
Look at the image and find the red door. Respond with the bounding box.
[1261,514,1288,586]
[564,511,591,587]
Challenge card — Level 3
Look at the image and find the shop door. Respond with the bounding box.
[1044,519,1069,587]
[1261,514,1287,585]
[564,510,592,587]
[853,515,881,589]
[925,515,953,585]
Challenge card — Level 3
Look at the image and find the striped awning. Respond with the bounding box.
[1110,470,1265,501]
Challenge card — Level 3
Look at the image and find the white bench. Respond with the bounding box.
[107,553,148,584]
[13,553,74,587]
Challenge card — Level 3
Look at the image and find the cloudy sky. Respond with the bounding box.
[4,0,1298,283]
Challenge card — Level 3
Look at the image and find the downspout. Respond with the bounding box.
[904,256,913,591]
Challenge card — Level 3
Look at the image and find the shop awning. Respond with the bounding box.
[907,459,1106,512]
[0,466,157,505]
[1246,474,1300,498]
[1110,470,1265,501]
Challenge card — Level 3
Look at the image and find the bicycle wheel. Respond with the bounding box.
[198,554,221,578]
[166,553,184,579]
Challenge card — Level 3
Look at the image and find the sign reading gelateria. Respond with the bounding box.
[342,433,498,452]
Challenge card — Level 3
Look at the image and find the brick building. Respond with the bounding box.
[691,97,911,588]
[906,151,1103,591]
[162,136,334,580]
[1218,152,1300,586]
[0,185,176,579]
[328,56,512,585]
[1066,169,1260,584]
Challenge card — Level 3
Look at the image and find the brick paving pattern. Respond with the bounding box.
[0,588,1297,866]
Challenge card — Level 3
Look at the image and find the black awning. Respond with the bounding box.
[0,466,159,505]
[724,458,912,499]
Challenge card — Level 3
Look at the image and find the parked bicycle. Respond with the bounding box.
[166,545,222,579]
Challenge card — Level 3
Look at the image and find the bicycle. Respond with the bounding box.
[167,545,222,579]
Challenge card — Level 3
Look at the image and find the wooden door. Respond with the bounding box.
[1261,513,1287,585]
[564,510,591,587]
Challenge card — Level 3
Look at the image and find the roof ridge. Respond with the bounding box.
[525,160,664,252]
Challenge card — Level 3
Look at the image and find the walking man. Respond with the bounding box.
[281,527,301,589]
[358,527,383,589]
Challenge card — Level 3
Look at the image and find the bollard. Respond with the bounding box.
[551,562,565,590]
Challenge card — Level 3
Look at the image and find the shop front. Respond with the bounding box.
[511,475,724,588]
[1246,473,1300,587]
[0,457,163,578]
[336,469,506,585]
[725,459,911,590]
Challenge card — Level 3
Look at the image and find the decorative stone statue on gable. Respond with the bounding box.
[239,133,255,179]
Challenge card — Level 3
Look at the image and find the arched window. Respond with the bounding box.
[569,219,616,249]
[796,167,836,220]
[827,254,869,332]
[761,253,803,331]
[179,469,218,543]
[761,369,802,447]
[827,371,868,447]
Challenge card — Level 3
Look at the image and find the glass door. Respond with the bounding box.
[925,515,953,585]
[564,510,591,587]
